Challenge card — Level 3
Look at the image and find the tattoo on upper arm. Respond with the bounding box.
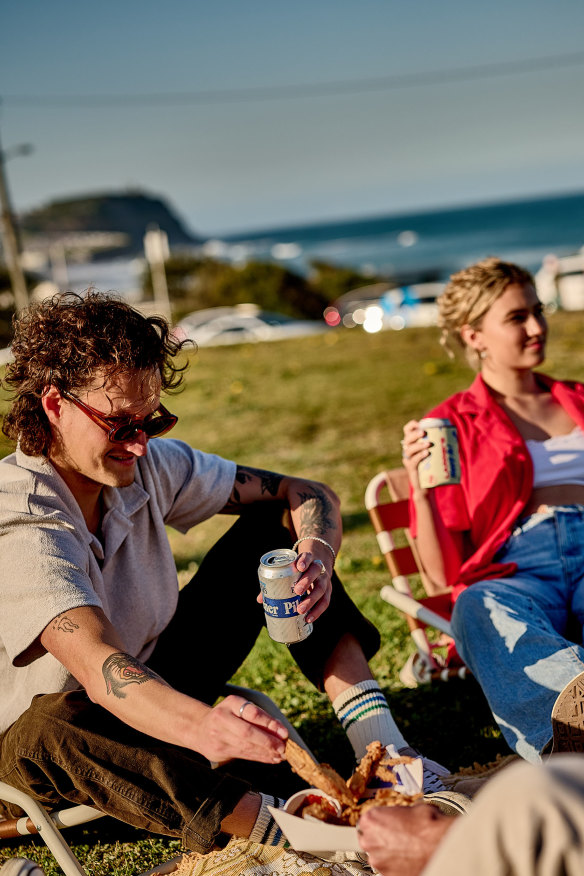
[102,652,161,699]
[52,615,80,634]
[225,465,284,508]
[297,488,336,537]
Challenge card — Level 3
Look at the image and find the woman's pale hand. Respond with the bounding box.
[401,420,431,489]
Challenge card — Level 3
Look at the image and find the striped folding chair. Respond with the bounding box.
[365,467,468,686]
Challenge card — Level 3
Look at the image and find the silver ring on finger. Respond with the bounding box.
[239,700,252,718]
[313,559,326,577]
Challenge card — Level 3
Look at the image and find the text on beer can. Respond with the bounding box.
[258,548,313,644]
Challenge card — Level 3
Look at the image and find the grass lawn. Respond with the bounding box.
[2,311,584,873]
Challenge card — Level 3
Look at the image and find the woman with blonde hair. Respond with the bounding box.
[401,257,584,762]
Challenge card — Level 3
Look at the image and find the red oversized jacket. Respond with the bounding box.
[409,373,584,601]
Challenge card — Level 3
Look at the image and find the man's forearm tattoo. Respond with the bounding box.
[102,652,161,699]
[226,466,284,507]
[297,488,336,538]
[52,615,80,634]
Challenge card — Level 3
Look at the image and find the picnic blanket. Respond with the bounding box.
[174,840,373,876]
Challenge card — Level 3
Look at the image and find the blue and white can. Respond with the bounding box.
[258,549,313,644]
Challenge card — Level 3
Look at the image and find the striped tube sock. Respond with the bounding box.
[248,793,287,847]
[332,679,408,761]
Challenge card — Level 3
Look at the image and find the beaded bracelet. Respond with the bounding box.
[292,536,336,561]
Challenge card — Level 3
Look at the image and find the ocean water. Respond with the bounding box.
[59,192,584,300]
[214,191,584,282]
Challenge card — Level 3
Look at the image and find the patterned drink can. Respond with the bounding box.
[417,418,461,488]
[258,549,313,644]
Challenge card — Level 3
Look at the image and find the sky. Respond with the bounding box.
[2,0,584,237]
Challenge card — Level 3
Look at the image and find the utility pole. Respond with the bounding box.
[0,127,31,312]
[143,225,172,323]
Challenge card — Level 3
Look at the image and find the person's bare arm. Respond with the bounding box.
[40,605,287,764]
[221,465,342,622]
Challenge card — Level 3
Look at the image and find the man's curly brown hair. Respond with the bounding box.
[2,291,191,456]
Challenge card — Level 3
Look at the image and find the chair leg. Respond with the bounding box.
[0,783,87,876]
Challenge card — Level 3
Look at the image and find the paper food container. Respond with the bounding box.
[268,790,361,853]
[268,754,424,853]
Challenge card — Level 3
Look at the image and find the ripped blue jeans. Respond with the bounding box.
[451,505,584,762]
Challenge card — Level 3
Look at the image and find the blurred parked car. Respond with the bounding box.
[324,281,443,333]
[173,303,329,346]
[535,248,584,311]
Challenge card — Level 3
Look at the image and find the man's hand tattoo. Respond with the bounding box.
[52,615,79,634]
[102,652,160,699]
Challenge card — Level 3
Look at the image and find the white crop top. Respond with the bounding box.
[526,426,584,488]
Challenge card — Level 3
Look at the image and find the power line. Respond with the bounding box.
[3,50,584,109]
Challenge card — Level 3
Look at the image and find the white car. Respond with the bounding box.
[173,304,328,347]
[535,249,584,311]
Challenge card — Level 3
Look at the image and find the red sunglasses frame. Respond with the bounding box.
[60,389,178,443]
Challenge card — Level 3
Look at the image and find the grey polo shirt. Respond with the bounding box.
[0,439,236,733]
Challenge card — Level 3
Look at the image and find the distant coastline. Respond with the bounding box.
[217,190,584,280]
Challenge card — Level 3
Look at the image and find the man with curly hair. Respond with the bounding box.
[0,292,463,855]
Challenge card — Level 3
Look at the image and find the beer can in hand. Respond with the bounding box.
[417,418,461,488]
[258,549,313,644]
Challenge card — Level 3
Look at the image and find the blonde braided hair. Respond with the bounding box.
[438,257,535,370]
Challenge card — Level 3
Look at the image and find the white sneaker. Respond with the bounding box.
[396,746,472,815]
[423,789,472,816]
[398,746,450,793]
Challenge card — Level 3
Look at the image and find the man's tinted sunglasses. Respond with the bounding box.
[61,390,178,443]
